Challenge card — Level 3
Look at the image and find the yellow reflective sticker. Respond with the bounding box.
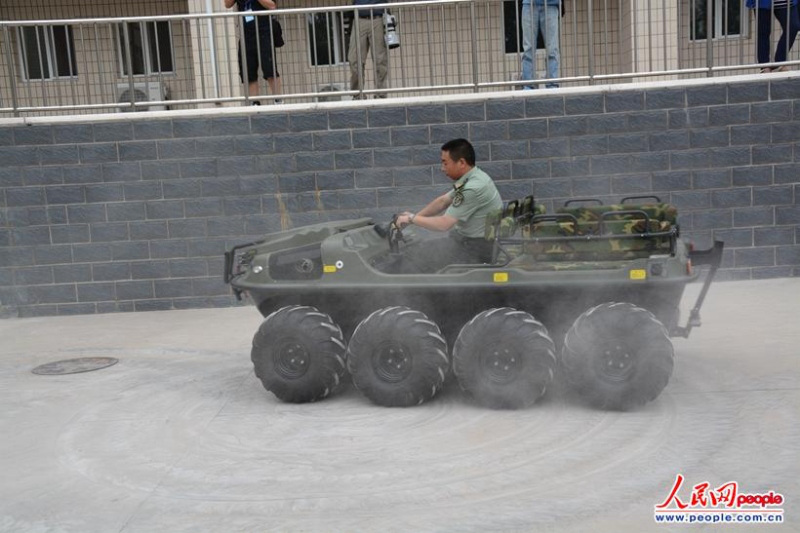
[323,265,337,273]
[493,272,509,283]
[629,269,647,280]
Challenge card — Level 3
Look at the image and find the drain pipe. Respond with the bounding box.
[205,0,220,99]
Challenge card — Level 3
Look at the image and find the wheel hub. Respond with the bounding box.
[373,342,412,383]
[274,340,310,379]
[595,342,636,382]
[481,347,521,384]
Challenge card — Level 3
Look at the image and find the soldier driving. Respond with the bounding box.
[395,138,502,270]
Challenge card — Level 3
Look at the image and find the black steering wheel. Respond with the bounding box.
[387,214,406,253]
[373,215,406,253]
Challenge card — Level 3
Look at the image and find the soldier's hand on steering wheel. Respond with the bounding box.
[396,211,416,228]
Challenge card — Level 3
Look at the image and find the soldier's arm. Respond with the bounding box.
[410,213,458,232]
[416,191,453,217]
[397,192,455,230]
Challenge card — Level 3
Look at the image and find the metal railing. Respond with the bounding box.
[1,0,798,117]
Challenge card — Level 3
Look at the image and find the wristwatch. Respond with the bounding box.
[409,213,416,224]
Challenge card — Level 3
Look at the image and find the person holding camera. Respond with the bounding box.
[225,0,283,104]
[348,0,390,99]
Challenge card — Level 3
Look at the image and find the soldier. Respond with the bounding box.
[395,139,503,271]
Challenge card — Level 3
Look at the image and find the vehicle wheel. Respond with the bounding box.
[251,305,346,403]
[347,306,449,407]
[562,302,674,410]
[453,308,556,409]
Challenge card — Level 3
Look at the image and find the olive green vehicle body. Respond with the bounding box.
[225,197,723,343]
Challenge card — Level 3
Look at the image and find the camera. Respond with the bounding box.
[383,12,400,49]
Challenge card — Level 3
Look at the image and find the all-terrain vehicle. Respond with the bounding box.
[224,195,723,410]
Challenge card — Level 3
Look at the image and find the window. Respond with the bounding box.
[308,12,348,66]
[117,21,174,75]
[18,25,77,80]
[503,0,545,54]
[691,0,742,40]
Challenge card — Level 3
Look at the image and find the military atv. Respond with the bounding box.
[224,195,723,410]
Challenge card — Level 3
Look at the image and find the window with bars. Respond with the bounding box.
[18,25,78,80]
[308,12,348,67]
[691,0,742,40]
[503,0,546,54]
[117,21,175,76]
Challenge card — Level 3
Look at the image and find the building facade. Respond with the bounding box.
[0,1,780,115]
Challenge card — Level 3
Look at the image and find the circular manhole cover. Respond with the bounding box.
[32,357,119,375]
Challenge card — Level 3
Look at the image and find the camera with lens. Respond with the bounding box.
[383,12,400,49]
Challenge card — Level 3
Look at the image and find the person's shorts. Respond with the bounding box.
[238,23,279,82]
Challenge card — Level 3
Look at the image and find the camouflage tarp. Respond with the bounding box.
[555,203,678,225]
[487,199,679,262]
[525,202,677,261]
[484,196,547,240]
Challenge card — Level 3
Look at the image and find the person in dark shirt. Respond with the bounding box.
[225,0,283,104]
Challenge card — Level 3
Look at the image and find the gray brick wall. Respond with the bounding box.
[2,76,799,317]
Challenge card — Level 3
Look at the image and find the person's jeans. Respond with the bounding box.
[755,5,800,65]
[520,4,561,89]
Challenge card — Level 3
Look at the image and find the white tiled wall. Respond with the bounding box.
[1,0,792,115]
[0,0,194,115]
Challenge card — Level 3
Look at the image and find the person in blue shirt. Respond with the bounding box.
[520,0,562,89]
[747,0,800,72]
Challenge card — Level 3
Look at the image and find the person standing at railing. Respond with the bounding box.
[348,0,389,98]
[225,0,283,104]
[520,0,562,89]
[747,0,800,72]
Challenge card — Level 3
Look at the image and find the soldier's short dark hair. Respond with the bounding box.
[441,138,476,166]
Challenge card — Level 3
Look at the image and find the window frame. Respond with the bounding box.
[690,0,744,41]
[116,20,176,77]
[17,24,78,81]
[308,11,349,67]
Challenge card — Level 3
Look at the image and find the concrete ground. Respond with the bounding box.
[0,278,798,533]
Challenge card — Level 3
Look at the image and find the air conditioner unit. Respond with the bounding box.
[315,83,352,102]
[116,81,167,112]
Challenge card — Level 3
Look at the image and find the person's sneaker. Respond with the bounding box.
[250,100,261,106]
[274,99,284,104]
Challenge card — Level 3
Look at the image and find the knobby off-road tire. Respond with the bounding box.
[251,305,347,403]
[347,306,449,407]
[562,302,674,410]
[453,308,557,409]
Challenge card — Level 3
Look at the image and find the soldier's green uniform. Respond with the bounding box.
[394,165,502,273]
[445,166,503,239]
